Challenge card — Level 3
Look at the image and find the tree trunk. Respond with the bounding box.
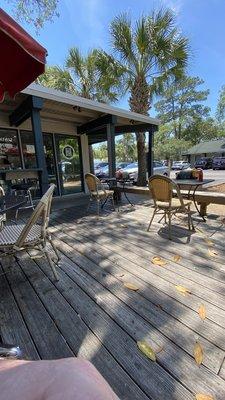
[88,145,94,174]
[129,75,150,186]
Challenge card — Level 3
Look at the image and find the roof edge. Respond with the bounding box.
[22,83,160,126]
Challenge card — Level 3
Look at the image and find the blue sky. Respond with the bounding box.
[1,0,225,116]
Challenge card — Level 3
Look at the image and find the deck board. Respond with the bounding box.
[1,198,225,399]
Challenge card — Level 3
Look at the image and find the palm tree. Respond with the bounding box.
[37,66,75,93]
[38,47,123,103]
[97,9,189,185]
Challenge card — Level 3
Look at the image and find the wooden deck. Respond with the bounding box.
[1,195,225,400]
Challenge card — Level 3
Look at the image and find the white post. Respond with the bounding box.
[80,134,90,193]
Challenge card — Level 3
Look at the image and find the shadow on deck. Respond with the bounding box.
[1,193,225,400]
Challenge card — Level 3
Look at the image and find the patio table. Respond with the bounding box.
[173,178,214,221]
[102,177,134,206]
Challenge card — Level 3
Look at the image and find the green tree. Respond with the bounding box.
[154,128,190,161]
[7,0,59,29]
[116,133,137,162]
[97,9,189,185]
[182,117,224,145]
[37,66,75,93]
[155,76,210,139]
[216,85,225,122]
[38,48,123,103]
[93,143,108,161]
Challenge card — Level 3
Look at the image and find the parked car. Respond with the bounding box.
[194,157,212,169]
[94,162,108,175]
[212,156,225,170]
[96,162,131,178]
[121,161,169,183]
[171,161,191,170]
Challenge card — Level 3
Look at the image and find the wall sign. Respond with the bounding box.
[62,145,74,160]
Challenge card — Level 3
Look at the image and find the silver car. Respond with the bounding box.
[123,161,169,183]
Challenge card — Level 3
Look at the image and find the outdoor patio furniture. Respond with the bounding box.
[85,173,115,216]
[147,175,194,240]
[0,184,60,280]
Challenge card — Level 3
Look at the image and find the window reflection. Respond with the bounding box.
[0,129,21,169]
[20,131,37,169]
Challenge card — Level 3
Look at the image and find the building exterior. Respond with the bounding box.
[0,83,159,198]
[183,138,225,165]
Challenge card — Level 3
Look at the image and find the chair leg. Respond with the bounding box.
[111,195,116,211]
[147,208,157,231]
[97,199,100,217]
[38,243,58,281]
[168,211,172,240]
[86,197,91,212]
[48,236,60,262]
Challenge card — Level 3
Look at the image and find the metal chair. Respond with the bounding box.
[0,184,60,280]
[85,173,115,216]
[147,175,194,240]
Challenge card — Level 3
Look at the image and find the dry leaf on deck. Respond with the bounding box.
[194,341,203,365]
[173,254,181,263]
[175,285,191,296]
[204,238,214,247]
[152,256,167,267]
[198,304,206,321]
[195,394,214,400]
[123,282,139,291]
[208,249,218,257]
[137,341,156,361]
[119,224,128,228]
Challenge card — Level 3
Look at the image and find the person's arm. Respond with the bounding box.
[0,358,118,400]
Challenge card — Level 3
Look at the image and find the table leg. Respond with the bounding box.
[192,185,206,222]
[122,182,134,206]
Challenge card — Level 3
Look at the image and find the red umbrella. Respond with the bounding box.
[0,8,47,102]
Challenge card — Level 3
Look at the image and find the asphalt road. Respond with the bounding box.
[170,169,225,186]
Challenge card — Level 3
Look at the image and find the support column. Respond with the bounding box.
[30,97,49,195]
[107,123,116,178]
[148,125,157,178]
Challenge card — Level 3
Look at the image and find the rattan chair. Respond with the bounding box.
[85,173,115,216]
[0,184,60,280]
[147,175,194,240]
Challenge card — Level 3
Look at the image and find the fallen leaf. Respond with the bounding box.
[137,341,156,361]
[198,304,206,321]
[120,224,128,228]
[152,256,167,267]
[194,341,203,365]
[195,394,214,400]
[204,238,214,247]
[123,282,139,291]
[173,254,182,263]
[175,285,191,296]
[208,249,218,257]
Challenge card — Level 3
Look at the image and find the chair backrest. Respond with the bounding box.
[85,173,105,195]
[148,175,185,207]
[15,184,55,248]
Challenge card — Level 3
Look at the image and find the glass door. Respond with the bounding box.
[55,135,83,195]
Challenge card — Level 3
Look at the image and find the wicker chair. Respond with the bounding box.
[85,173,115,216]
[147,175,194,240]
[0,184,60,280]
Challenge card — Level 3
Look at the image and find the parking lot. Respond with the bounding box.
[170,168,225,187]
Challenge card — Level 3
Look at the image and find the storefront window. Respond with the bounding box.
[55,135,83,195]
[0,129,21,169]
[43,133,59,195]
[20,130,37,169]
